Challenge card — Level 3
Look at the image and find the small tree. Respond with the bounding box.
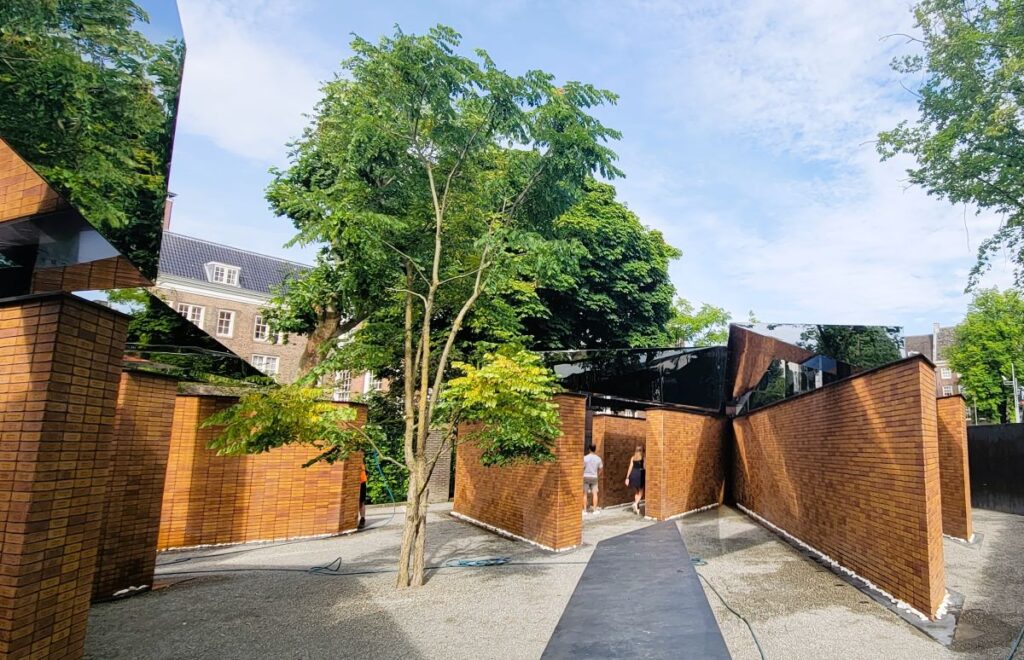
[213,25,622,587]
[947,288,1024,422]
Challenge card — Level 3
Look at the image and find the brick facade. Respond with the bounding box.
[0,294,126,658]
[645,409,728,520]
[424,429,453,503]
[157,394,367,549]
[452,394,586,550]
[732,357,945,618]
[936,396,973,541]
[0,139,65,223]
[92,371,178,601]
[591,415,646,508]
[33,257,150,295]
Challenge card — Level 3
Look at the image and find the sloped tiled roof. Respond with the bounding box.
[158,232,309,295]
[904,334,932,359]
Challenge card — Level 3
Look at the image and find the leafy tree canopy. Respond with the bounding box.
[798,325,903,369]
[947,288,1024,422]
[665,298,734,347]
[0,0,183,277]
[878,0,1024,288]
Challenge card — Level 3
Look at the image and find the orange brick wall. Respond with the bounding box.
[936,396,973,541]
[452,394,586,550]
[592,415,646,507]
[93,371,178,600]
[32,257,150,294]
[732,357,945,618]
[645,409,727,520]
[0,294,126,658]
[157,395,367,549]
[0,140,65,223]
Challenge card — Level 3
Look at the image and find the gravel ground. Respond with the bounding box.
[678,506,1024,660]
[85,504,1024,659]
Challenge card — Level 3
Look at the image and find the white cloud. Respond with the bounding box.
[176,0,326,162]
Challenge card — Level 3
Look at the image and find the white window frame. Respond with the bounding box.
[942,385,954,397]
[332,370,352,401]
[253,314,270,341]
[940,367,952,380]
[363,372,381,393]
[176,303,204,328]
[252,354,280,377]
[207,262,240,286]
[216,309,235,338]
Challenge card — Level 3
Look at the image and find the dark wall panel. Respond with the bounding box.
[968,424,1024,515]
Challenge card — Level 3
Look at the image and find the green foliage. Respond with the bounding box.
[0,0,183,276]
[947,288,1024,421]
[878,0,1024,288]
[360,391,409,504]
[799,325,903,368]
[523,179,680,349]
[204,385,361,466]
[665,298,733,347]
[440,348,562,466]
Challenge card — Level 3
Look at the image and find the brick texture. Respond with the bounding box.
[157,395,366,549]
[92,371,178,601]
[452,394,585,550]
[727,325,815,399]
[732,357,945,618]
[591,415,646,507]
[424,429,452,503]
[645,410,727,520]
[32,257,150,295]
[936,396,973,541]
[0,294,126,659]
[0,140,65,223]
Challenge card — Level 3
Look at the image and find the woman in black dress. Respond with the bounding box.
[625,446,645,515]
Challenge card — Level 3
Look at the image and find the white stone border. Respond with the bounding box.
[942,532,976,544]
[158,530,349,554]
[737,503,951,622]
[644,502,719,522]
[448,510,579,553]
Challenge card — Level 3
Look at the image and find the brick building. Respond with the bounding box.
[906,323,962,398]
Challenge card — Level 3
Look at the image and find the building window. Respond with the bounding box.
[958,384,965,394]
[942,385,954,396]
[252,354,279,377]
[207,262,240,286]
[176,303,204,327]
[364,372,382,393]
[332,371,352,401]
[253,315,269,341]
[216,310,235,338]
[940,367,952,379]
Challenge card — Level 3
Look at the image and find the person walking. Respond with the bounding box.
[583,444,603,514]
[625,446,645,515]
[358,464,368,529]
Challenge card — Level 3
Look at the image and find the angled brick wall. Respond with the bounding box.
[592,415,646,508]
[157,394,366,549]
[92,371,178,600]
[452,394,585,550]
[0,140,65,223]
[732,357,945,618]
[0,294,126,658]
[936,396,972,541]
[645,409,728,520]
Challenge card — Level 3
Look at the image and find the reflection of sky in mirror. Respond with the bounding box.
[133,1,184,44]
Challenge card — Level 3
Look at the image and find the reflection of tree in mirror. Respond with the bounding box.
[798,325,902,369]
[0,1,184,278]
[108,289,265,383]
[748,360,787,409]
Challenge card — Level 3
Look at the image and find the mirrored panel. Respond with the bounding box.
[544,346,728,412]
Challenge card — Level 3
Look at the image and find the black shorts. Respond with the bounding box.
[360,481,367,503]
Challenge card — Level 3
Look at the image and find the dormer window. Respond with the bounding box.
[206,262,240,286]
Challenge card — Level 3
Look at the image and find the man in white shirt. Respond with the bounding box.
[583,444,603,514]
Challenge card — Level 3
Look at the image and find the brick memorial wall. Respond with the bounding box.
[645,409,727,520]
[732,356,946,618]
[157,392,367,550]
[452,394,586,550]
[936,395,973,541]
[0,294,126,658]
[592,414,646,508]
[92,370,178,601]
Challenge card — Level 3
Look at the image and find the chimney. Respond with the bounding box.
[162,192,176,230]
[932,322,940,362]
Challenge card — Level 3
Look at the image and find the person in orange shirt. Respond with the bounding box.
[359,464,367,529]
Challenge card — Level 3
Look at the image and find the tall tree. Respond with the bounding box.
[878,0,1024,289]
[798,325,903,369]
[522,179,679,349]
[0,0,183,277]
[211,25,622,588]
[665,298,733,347]
[947,288,1024,422]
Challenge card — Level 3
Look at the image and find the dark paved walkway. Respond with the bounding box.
[542,521,730,659]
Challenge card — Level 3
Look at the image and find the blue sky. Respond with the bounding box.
[166,0,1014,335]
